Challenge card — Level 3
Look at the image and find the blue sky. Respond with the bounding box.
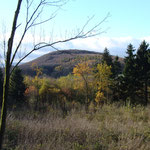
[52,0,150,38]
[0,0,150,62]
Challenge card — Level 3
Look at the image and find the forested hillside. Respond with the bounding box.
[20,49,124,77]
[11,41,149,108]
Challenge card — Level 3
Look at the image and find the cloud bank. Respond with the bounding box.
[1,36,150,63]
[55,36,150,57]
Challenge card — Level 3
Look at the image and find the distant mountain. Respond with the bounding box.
[20,49,123,78]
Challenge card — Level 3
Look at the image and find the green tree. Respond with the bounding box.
[111,56,123,102]
[102,47,117,77]
[124,44,136,76]
[102,47,113,67]
[136,40,150,105]
[113,56,122,77]
[9,67,26,107]
[123,44,138,104]
[111,74,127,103]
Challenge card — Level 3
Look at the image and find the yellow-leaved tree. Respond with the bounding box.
[95,62,112,106]
[73,61,92,110]
[31,63,43,110]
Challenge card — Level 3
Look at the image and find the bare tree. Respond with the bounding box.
[0,0,109,148]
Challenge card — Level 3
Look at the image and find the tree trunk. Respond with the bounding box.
[0,1,22,149]
[0,65,10,149]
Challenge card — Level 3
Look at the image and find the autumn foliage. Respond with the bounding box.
[8,41,150,112]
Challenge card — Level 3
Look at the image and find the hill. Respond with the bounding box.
[20,49,123,78]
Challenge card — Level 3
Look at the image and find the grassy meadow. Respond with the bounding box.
[3,104,150,150]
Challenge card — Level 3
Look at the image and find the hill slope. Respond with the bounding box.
[20,49,123,78]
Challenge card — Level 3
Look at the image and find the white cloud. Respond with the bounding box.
[140,36,150,43]
[55,36,146,57]
[0,35,150,63]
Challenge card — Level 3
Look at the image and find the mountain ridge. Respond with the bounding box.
[20,49,123,78]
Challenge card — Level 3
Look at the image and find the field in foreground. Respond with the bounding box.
[3,104,150,150]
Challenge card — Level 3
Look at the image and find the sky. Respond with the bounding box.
[0,0,150,62]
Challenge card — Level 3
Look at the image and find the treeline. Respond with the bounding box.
[116,41,150,105]
[0,40,150,112]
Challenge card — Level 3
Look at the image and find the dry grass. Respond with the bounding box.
[3,104,150,150]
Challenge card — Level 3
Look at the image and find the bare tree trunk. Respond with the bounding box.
[0,0,22,149]
[0,63,10,149]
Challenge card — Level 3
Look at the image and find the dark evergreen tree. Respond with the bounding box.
[111,56,123,102]
[113,56,122,77]
[136,40,150,105]
[102,47,116,76]
[0,68,3,106]
[111,74,127,102]
[9,67,26,107]
[123,44,138,104]
[102,47,113,66]
[124,44,136,76]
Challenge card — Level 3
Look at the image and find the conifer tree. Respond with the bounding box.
[113,56,122,77]
[9,67,26,107]
[102,48,113,66]
[136,40,150,105]
[102,47,119,77]
[111,56,123,102]
[111,74,126,102]
[123,44,138,104]
[124,44,136,77]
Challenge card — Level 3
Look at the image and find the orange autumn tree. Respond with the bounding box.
[95,62,112,106]
[73,61,92,110]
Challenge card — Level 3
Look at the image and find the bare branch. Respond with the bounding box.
[11,1,109,74]
[11,11,109,73]
[29,14,56,28]
[10,0,57,66]
[26,0,34,9]
[76,15,95,37]
[27,5,44,29]
[10,26,28,66]
[11,48,35,75]
[43,0,69,7]
[78,13,110,38]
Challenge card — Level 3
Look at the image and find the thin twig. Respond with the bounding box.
[10,1,109,74]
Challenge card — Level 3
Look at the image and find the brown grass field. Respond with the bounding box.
[3,104,150,150]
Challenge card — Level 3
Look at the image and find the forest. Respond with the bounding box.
[0,40,150,149]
